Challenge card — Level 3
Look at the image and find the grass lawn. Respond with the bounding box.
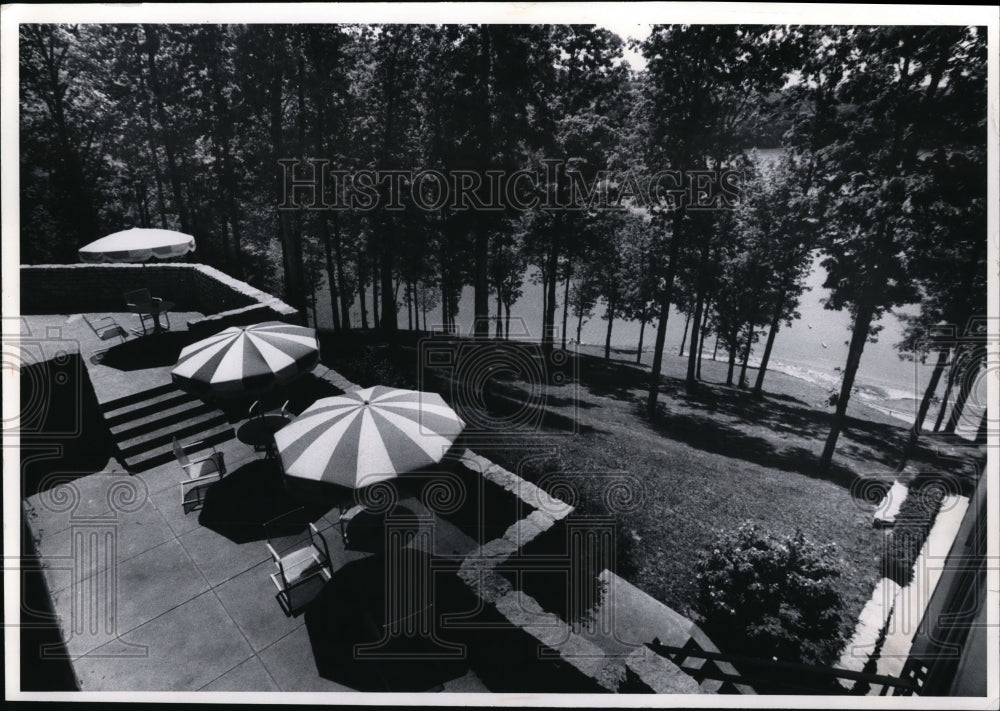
[319,330,983,656]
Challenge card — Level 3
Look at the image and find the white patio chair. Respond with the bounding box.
[173,436,226,514]
[264,508,332,615]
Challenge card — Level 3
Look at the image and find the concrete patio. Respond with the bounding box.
[16,267,745,696]
[18,311,491,692]
[23,406,492,692]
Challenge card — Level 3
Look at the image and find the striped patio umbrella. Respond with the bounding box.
[275,386,466,489]
[171,321,320,397]
[78,228,196,263]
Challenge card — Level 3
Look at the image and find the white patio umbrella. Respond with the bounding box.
[78,227,196,263]
[275,386,466,489]
[171,321,320,397]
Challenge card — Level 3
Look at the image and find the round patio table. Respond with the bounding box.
[238,414,292,460]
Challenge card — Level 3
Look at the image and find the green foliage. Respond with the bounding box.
[333,345,410,390]
[695,522,846,666]
[882,483,946,586]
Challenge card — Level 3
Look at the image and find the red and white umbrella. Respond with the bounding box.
[171,321,319,397]
[78,228,196,263]
[275,386,465,489]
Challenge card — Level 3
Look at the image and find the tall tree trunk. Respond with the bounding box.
[143,25,191,233]
[636,304,648,366]
[933,359,958,432]
[208,27,244,277]
[505,301,511,340]
[576,304,584,346]
[441,279,450,332]
[726,341,737,386]
[472,27,493,339]
[474,222,490,338]
[678,311,691,356]
[372,259,381,328]
[647,209,685,417]
[820,299,876,472]
[412,281,418,331]
[380,244,396,338]
[357,259,370,329]
[319,215,341,332]
[332,214,350,329]
[541,266,548,328]
[685,235,712,391]
[495,289,503,339]
[975,408,988,445]
[309,46,339,331]
[138,69,169,229]
[407,281,413,331]
[604,293,615,361]
[696,304,710,380]
[685,290,705,389]
[945,351,981,434]
[543,241,560,358]
[562,260,572,350]
[738,331,753,389]
[753,290,787,397]
[713,334,720,361]
[895,346,949,473]
[263,27,307,322]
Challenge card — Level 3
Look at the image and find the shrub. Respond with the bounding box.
[334,345,412,389]
[882,482,946,586]
[694,522,846,666]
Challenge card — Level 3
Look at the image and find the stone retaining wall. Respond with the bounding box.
[20,264,299,329]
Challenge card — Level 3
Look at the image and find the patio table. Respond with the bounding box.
[238,413,292,460]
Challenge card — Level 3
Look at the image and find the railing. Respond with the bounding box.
[647,639,921,696]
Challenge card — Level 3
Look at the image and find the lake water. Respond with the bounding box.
[311,253,933,407]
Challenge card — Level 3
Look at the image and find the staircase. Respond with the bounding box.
[100,383,235,472]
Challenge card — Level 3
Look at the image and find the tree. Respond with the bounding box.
[893,143,987,471]
[20,25,107,261]
[617,215,660,365]
[640,25,795,414]
[797,26,984,472]
[735,151,816,395]
[530,26,627,355]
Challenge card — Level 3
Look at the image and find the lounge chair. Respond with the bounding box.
[173,436,226,513]
[264,508,332,615]
[82,314,133,361]
[124,288,170,334]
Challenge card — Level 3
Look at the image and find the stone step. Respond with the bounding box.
[117,412,231,459]
[122,422,235,473]
[109,399,218,441]
[103,389,200,428]
[99,382,178,414]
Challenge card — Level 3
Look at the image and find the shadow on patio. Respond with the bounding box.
[198,459,335,543]
[303,548,475,691]
[95,331,196,371]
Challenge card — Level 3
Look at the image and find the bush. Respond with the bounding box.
[882,482,946,586]
[694,522,846,666]
[333,345,413,389]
